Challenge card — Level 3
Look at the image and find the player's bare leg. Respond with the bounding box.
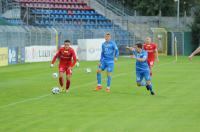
[105,72,111,93]
[150,66,153,76]
[96,69,102,91]
[59,72,64,92]
[147,61,153,76]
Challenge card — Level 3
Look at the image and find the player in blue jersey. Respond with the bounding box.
[96,33,119,92]
[127,43,155,95]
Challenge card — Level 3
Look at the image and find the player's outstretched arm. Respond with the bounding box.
[155,48,159,62]
[70,50,77,68]
[126,46,134,51]
[75,59,80,67]
[188,46,200,61]
[50,50,60,67]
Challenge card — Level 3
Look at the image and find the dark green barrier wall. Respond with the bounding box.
[184,32,196,56]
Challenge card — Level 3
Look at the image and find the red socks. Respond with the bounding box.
[66,80,71,90]
[59,77,63,87]
[59,77,71,90]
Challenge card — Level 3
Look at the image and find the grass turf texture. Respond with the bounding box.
[0,56,200,132]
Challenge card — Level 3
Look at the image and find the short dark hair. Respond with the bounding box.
[135,43,143,49]
[64,40,71,43]
[105,32,111,35]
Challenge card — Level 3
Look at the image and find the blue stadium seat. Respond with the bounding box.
[31,9,36,14]
[81,10,85,14]
[73,10,77,14]
[77,15,81,19]
[59,15,64,19]
[55,15,59,18]
[81,15,85,19]
[49,10,53,14]
[63,10,67,14]
[52,10,56,14]
[85,10,89,14]
[54,10,59,14]
[86,15,90,19]
[76,10,80,14]
[68,15,72,19]
[90,10,95,14]
[64,15,68,19]
[44,10,48,14]
[57,10,61,14]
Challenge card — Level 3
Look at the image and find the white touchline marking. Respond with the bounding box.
[0,73,127,109]
[0,94,51,109]
[0,60,176,109]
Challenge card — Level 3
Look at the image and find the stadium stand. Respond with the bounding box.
[14,0,134,46]
[18,0,115,29]
[0,0,135,47]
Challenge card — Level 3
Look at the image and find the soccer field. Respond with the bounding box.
[0,56,200,132]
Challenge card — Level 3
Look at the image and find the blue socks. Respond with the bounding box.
[107,76,111,87]
[97,72,101,85]
[146,84,153,92]
[97,73,112,88]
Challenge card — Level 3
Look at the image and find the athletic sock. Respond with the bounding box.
[59,77,63,87]
[66,80,71,90]
[107,76,112,88]
[146,84,153,92]
[150,71,152,76]
[97,72,101,85]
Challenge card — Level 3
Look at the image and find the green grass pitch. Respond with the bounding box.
[0,56,200,132]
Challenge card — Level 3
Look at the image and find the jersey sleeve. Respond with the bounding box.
[143,44,146,50]
[70,49,77,68]
[51,49,60,64]
[154,43,157,49]
[142,51,148,60]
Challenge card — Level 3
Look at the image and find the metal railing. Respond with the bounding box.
[0,25,135,49]
[94,0,135,16]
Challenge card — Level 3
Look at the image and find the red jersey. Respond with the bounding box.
[52,47,77,67]
[143,43,157,61]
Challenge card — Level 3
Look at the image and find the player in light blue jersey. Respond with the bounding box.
[127,43,155,95]
[96,33,119,92]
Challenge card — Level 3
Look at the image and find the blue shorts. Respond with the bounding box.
[99,61,114,72]
[136,70,151,82]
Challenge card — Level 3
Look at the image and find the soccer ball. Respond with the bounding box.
[52,72,58,78]
[51,87,60,94]
[86,68,91,73]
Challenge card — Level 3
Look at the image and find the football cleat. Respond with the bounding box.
[95,85,102,91]
[105,88,110,93]
[150,91,155,95]
[66,89,69,93]
[146,86,150,91]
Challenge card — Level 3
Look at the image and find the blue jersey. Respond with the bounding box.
[133,49,149,71]
[100,40,119,63]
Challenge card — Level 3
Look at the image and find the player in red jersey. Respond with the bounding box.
[50,40,77,93]
[143,37,159,76]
